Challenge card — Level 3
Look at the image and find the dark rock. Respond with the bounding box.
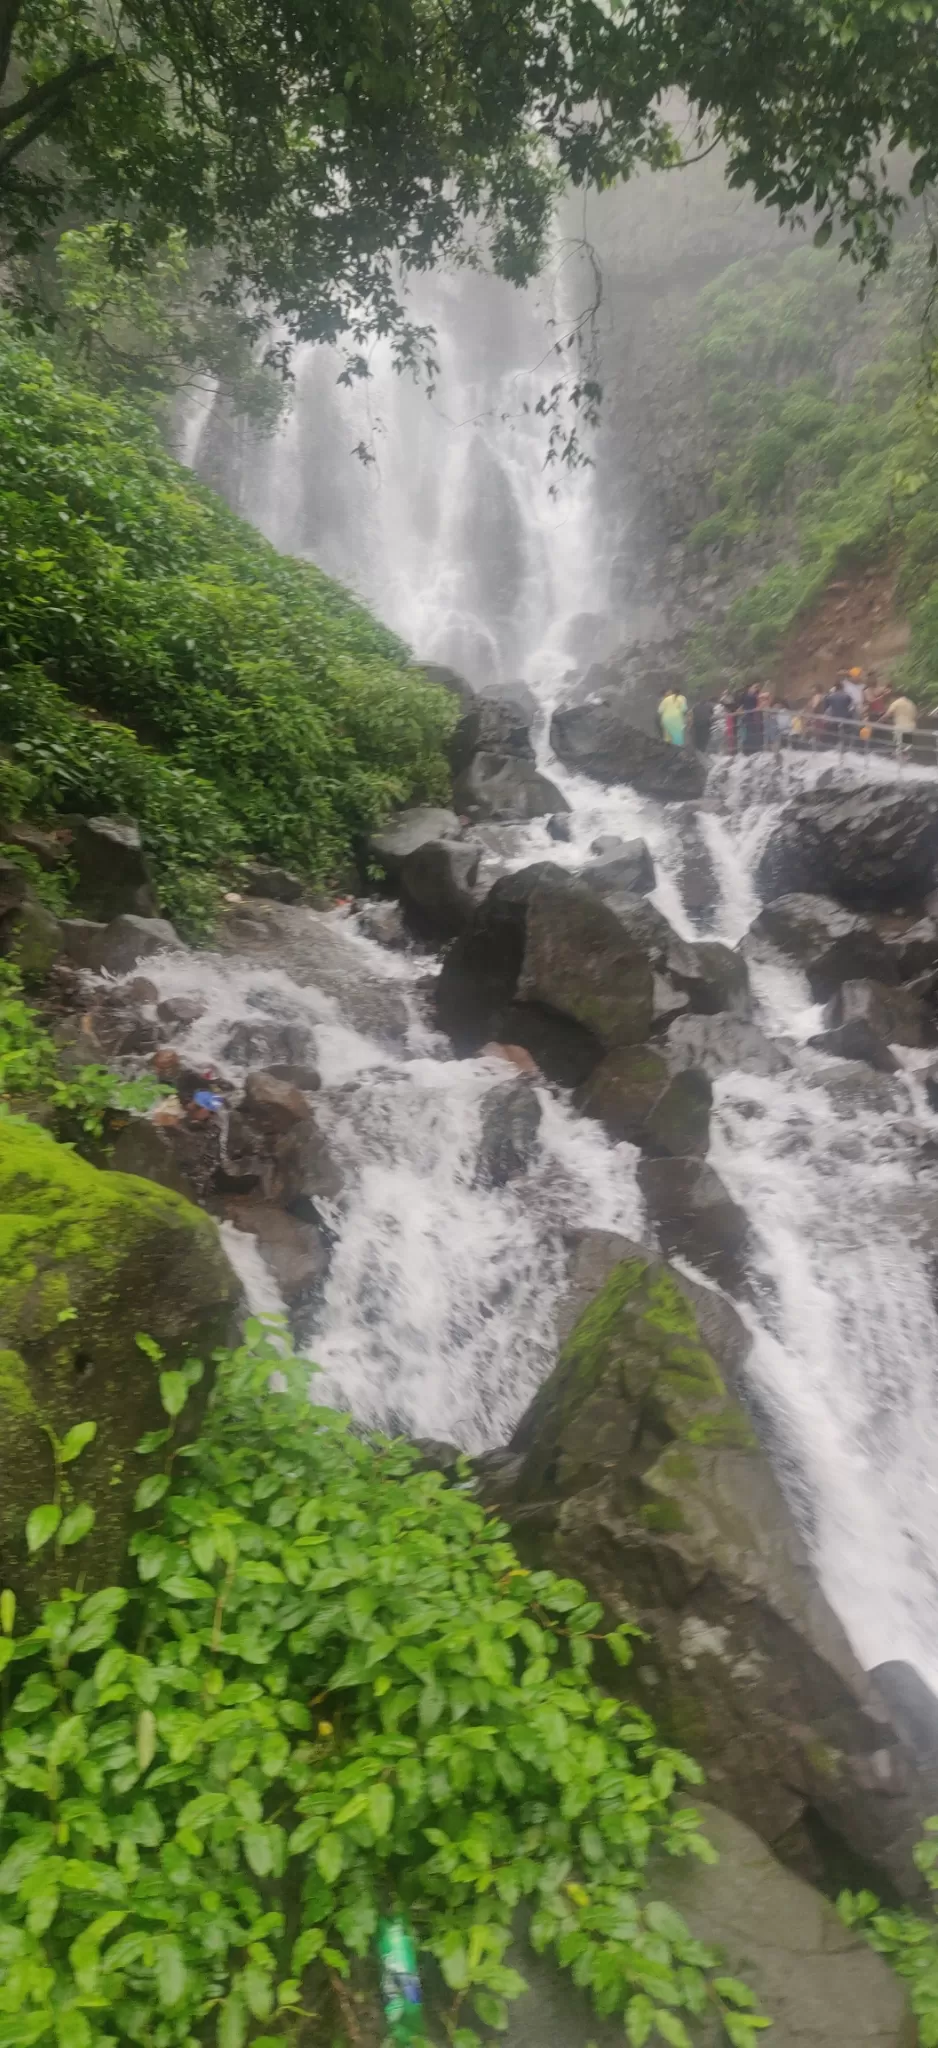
[546,814,571,843]
[157,994,206,1031]
[748,892,901,1002]
[497,1004,600,1089]
[271,1117,344,1209]
[807,933,902,1005]
[476,1081,542,1186]
[0,895,62,983]
[71,914,182,976]
[241,1069,312,1133]
[757,784,938,909]
[925,1063,938,1112]
[673,807,720,922]
[871,1662,938,1764]
[59,917,107,967]
[452,752,569,821]
[550,699,707,799]
[436,864,654,1078]
[217,903,411,1048]
[807,1021,900,1073]
[638,1155,751,1289]
[241,862,305,904]
[497,1252,937,1901]
[109,1113,223,1204]
[822,978,930,1049]
[691,940,753,1018]
[555,1230,754,1388]
[887,916,938,980]
[224,1017,313,1069]
[0,856,28,914]
[110,1010,160,1056]
[225,1200,329,1307]
[479,677,538,723]
[643,1069,713,1158]
[354,899,410,950]
[398,839,481,940]
[589,833,625,858]
[262,1063,321,1092]
[665,1013,792,1078]
[575,1046,670,1143]
[415,661,477,711]
[0,820,68,871]
[448,697,534,778]
[368,806,462,879]
[597,895,751,1021]
[64,814,159,920]
[581,841,655,899]
[126,976,159,1005]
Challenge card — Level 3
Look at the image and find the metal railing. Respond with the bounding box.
[708,708,938,767]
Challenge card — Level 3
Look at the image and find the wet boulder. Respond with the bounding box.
[757,783,938,909]
[217,902,410,1048]
[691,940,753,1017]
[240,862,305,904]
[0,855,29,914]
[414,660,476,711]
[368,806,462,880]
[665,1013,792,1078]
[448,696,534,777]
[546,813,571,843]
[0,892,63,984]
[476,1080,542,1186]
[64,815,160,920]
[637,1155,751,1289]
[822,978,930,1049]
[397,838,481,940]
[63,913,182,977]
[581,840,655,899]
[550,699,707,800]
[109,1110,223,1205]
[575,1046,670,1144]
[493,1251,938,1900]
[157,994,206,1033]
[479,677,538,723]
[673,806,720,923]
[598,896,751,1022]
[807,1019,900,1074]
[241,1069,314,1133]
[224,1017,314,1069]
[224,1200,330,1308]
[452,751,569,822]
[436,863,654,1081]
[887,915,938,980]
[643,1068,713,1158]
[747,892,900,1003]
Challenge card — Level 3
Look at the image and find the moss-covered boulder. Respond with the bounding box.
[493,1254,938,1899]
[0,1119,240,1602]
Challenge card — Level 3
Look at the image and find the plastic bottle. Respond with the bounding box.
[377,1916,425,2043]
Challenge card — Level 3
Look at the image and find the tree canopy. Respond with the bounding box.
[1,0,937,375]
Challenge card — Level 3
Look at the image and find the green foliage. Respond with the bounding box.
[0,962,166,1141]
[683,240,938,698]
[0,1320,765,2048]
[0,327,456,932]
[0,843,72,918]
[841,1820,938,2046]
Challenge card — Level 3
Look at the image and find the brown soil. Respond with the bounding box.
[772,563,909,706]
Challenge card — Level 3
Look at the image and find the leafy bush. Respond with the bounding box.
[0,962,165,1139]
[0,1322,767,2048]
[841,1827,938,2046]
[0,326,455,928]
[0,842,74,918]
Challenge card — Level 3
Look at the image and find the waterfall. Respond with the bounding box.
[172,261,938,1693]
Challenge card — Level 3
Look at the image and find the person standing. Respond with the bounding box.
[883,691,918,736]
[739,682,763,754]
[844,668,865,715]
[691,696,714,751]
[658,687,689,747]
[866,673,890,722]
[822,677,855,727]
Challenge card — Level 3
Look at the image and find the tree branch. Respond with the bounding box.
[0,50,116,144]
[0,0,25,98]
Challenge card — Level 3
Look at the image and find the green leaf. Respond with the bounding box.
[155,1933,187,2008]
[367,1782,394,1838]
[136,1333,164,1363]
[218,1991,246,2048]
[714,1978,757,2009]
[59,1503,95,1547]
[0,1586,15,1635]
[26,1502,61,1552]
[653,2015,690,2047]
[136,1708,157,1772]
[315,1833,344,1885]
[159,1369,189,1417]
[645,1901,689,1943]
[626,1996,656,2047]
[56,2011,92,2048]
[244,1826,275,1877]
[135,1473,170,1511]
[60,1421,97,1464]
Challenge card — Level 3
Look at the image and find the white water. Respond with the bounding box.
[176,270,938,1690]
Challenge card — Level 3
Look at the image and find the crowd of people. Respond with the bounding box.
[657,669,924,755]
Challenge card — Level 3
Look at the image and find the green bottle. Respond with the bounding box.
[377,1915,425,2043]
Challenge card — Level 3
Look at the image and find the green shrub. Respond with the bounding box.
[0,962,166,1139]
[0,1320,766,2048]
[841,1828,938,2046]
[0,326,455,930]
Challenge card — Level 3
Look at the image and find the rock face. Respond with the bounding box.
[494,1801,914,2047]
[550,700,707,800]
[757,784,938,908]
[60,913,182,976]
[452,752,569,821]
[808,1021,901,1074]
[0,1121,239,1603]
[823,977,931,1050]
[575,1048,712,1157]
[476,1081,542,1186]
[414,660,477,711]
[1,893,63,983]
[747,893,901,1003]
[597,897,752,1024]
[436,865,654,1081]
[448,696,534,777]
[397,839,481,939]
[493,1251,938,1899]
[367,806,461,879]
[665,1014,791,1078]
[637,1156,750,1290]
[240,862,304,904]
[65,815,160,920]
[581,841,656,899]
[218,902,410,1048]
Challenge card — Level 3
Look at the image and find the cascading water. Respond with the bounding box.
[175,263,938,1693]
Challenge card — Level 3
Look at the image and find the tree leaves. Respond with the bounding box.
[25,1502,61,1552]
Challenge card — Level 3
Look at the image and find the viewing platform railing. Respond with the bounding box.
[708,708,938,767]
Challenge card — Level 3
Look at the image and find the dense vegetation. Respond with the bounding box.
[0,1318,773,2048]
[682,240,938,701]
[0,325,454,933]
[0,962,165,1141]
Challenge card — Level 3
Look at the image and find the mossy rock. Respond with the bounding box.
[0,1118,240,1603]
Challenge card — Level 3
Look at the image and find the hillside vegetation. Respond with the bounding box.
[682,241,938,702]
[0,326,453,932]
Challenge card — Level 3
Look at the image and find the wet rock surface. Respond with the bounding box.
[397,837,481,939]
[757,783,938,908]
[64,814,160,921]
[665,1013,792,1078]
[637,1155,751,1290]
[580,840,656,899]
[808,1019,901,1074]
[550,698,708,799]
[367,805,462,878]
[476,1080,542,1187]
[823,977,932,1049]
[452,751,569,821]
[217,901,411,1047]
